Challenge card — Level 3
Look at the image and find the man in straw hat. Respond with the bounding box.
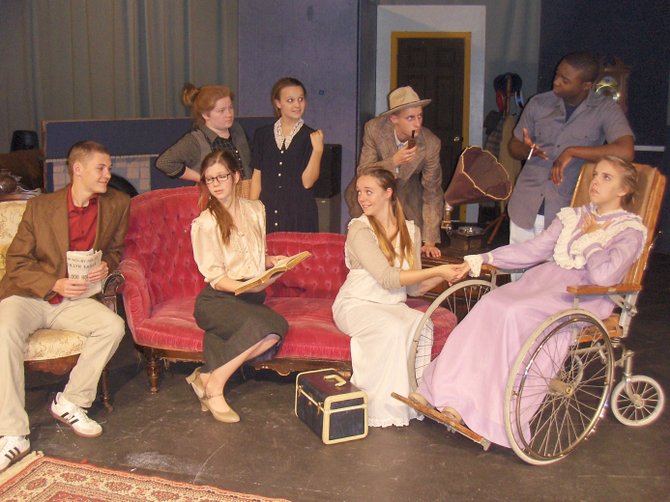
[346,86,443,257]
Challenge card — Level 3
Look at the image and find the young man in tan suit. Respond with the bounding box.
[347,86,444,257]
[0,141,130,472]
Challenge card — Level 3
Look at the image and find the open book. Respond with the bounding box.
[66,249,103,299]
[234,251,312,296]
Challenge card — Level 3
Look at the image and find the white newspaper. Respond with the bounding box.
[66,249,103,299]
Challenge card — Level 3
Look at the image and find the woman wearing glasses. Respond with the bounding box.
[188,150,288,423]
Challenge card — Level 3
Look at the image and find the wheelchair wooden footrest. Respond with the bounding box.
[391,392,491,451]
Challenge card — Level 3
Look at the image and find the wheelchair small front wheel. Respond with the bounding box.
[611,375,665,427]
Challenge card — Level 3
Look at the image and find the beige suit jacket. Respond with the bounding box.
[346,116,443,243]
[0,186,130,302]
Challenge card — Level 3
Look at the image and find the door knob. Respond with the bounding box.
[453,136,462,143]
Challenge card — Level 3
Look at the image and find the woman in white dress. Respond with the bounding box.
[332,167,467,427]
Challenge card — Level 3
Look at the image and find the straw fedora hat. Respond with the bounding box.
[380,86,432,116]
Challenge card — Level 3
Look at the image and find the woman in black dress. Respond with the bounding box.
[250,77,324,232]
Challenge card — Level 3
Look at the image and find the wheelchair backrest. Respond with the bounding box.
[571,162,666,287]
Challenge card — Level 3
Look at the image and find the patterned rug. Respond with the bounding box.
[0,452,290,501]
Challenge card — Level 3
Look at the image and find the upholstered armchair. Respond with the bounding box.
[0,188,124,410]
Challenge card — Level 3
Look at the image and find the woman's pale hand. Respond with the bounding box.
[437,262,470,284]
[266,255,287,268]
[310,130,324,152]
[581,213,611,234]
[453,261,471,280]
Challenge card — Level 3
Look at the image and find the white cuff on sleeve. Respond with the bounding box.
[464,254,484,277]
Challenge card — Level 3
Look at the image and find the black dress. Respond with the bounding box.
[251,124,319,233]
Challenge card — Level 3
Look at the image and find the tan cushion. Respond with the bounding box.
[1,201,86,362]
[0,200,28,281]
[24,329,86,361]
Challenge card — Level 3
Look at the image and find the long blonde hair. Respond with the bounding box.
[198,150,242,245]
[600,155,639,209]
[358,167,415,268]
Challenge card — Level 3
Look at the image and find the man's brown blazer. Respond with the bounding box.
[0,186,130,302]
[345,116,443,244]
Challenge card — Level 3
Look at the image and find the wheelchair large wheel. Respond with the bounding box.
[409,279,494,391]
[611,375,665,426]
[504,309,614,465]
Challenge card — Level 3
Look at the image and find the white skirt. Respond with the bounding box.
[333,298,432,427]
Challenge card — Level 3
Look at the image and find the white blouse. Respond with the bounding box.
[191,198,267,287]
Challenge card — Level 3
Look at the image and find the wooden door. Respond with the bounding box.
[394,34,469,187]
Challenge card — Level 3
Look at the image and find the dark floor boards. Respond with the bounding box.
[23,252,670,501]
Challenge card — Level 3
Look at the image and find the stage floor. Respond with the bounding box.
[23,252,670,502]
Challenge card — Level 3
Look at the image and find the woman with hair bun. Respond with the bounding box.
[332,167,467,428]
[156,83,252,188]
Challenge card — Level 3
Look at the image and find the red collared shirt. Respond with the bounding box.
[68,188,98,252]
[49,188,99,304]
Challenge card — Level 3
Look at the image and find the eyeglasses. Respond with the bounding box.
[204,173,232,185]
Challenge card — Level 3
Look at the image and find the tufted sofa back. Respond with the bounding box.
[123,187,202,306]
[267,232,347,299]
[123,187,348,308]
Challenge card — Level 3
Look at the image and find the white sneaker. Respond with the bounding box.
[50,392,103,438]
[1,435,30,472]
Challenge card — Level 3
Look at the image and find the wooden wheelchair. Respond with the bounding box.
[395,162,666,464]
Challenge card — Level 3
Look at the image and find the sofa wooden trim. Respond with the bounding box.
[134,345,352,393]
[250,358,352,378]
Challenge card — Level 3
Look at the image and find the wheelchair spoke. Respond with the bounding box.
[506,311,614,464]
[611,375,665,426]
[410,280,493,391]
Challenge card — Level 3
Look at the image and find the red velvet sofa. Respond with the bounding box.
[120,187,457,391]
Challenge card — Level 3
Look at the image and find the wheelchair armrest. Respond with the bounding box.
[481,264,523,274]
[566,283,641,295]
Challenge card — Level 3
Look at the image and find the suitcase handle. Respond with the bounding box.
[324,374,347,387]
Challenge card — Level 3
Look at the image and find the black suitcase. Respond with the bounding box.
[295,369,368,444]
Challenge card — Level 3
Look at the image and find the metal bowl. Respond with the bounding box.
[0,169,19,194]
[456,225,484,237]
